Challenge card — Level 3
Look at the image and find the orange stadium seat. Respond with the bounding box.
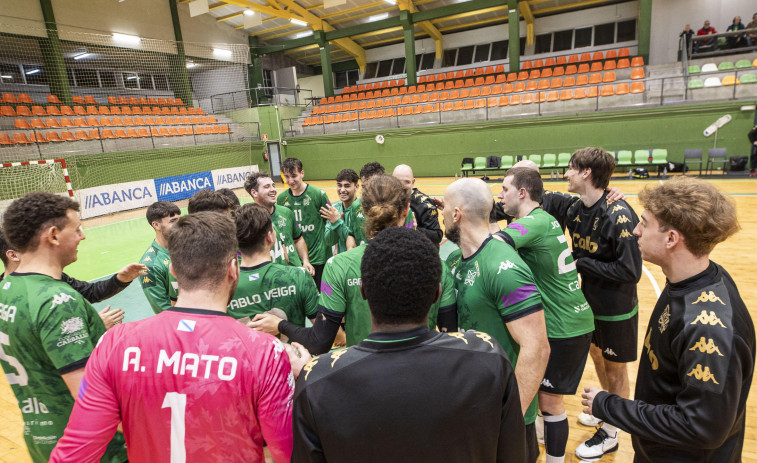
[631,68,645,79]
[573,88,586,99]
[603,72,616,83]
[0,133,13,145]
[75,130,90,141]
[45,118,61,128]
[606,50,618,59]
[30,118,45,129]
[630,82,645,93]
[46,131,63,142]
[2,93,18,104]
[617,59,630,69]
[61,131,76,141]
[1,106,16,117]
[16,106,32,116]
[87,117,100,126]
[541,68,553,78]
[13,133,33,144]
[88,129,101,139]
[618,48,630,57]
[31,106,46,116]
[604,60,617,71]
[615,83,630,95]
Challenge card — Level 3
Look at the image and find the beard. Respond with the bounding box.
[445,222,461,245]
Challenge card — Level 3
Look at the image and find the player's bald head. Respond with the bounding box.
[512,159,540,172]
[445,178,493,223]
[392,164,415,192]
[392,164,413,177]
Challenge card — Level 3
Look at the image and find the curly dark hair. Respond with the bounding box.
[361,175,411,239]
[359,162,385,181]
[0,228,9,267]
[336,168,359,184]
[235,203,273,255]
[2,192,79,253]
[146,201,180,226]
[244,171,272,196]
[281,158,303,175]
[361,227,441,325]
[187,189,235,214]
[167,212,237,290]
[216,188,241,208]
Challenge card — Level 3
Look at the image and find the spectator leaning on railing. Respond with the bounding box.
[726,16,751,48]
[747,13,757,43]
[694,20,718,52]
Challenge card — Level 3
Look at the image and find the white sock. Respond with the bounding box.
[601,423,618,436]
[545,455,564,463]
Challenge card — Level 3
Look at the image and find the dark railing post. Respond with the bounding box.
[150,124,156,148]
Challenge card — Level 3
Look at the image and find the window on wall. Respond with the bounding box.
[123,72,139,89]
[491,40,508,60]
[154,74,169,91]
[456,46,474,65]
[139,73,154,90]
[420,53,435,70]
[617,19,636,42]
[0,64,22,84]
[442,49,456,67]
[363,62,378,79]
[574,27,592,48]
[22,65,46,85]
[335,71,348,90]
[392,57,405,75]
[535,34,552,54]
[553,30,573,52]
[263,69,273,96]
[594,23,615,46]
[99,71,117,88]
[376,59,393,78]
[474,43,491,63]
[75,69,99,87]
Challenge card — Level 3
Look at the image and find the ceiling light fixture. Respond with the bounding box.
[290,18,307,26]
[384,0,396,4]
[113,33,141,45]
[244,8,255,16]
[368,12,389,21]
[295,31,314,38]
[25,69,40,75]
[73,52,91,60]
[213,48,233,59]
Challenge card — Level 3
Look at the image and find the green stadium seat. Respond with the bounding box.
[501,155,514,169]
[688,65,701,74]
[557,152,571,169]
[616,150,634,168]
[717,62,734,71]
[688,79,704,89]
[650,148,668,176]
[462,159,473,170]
[735,59,752,69]
[740,74,757,84]
[473,157,487,170]
[528,154,542,166]
[634,149,651,164]
[541,153,556,168]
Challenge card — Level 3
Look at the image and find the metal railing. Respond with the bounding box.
[688,27,757,58]
[282,71,757,137]
[208,87,314,113]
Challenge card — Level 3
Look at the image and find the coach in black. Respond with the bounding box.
[292,227,526,462]
[583,177,754,462]
[392,164,443,244]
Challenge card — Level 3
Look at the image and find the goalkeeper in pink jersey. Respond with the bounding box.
[51,212,309,463]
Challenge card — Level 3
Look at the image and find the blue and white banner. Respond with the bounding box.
[155,171,215,202]
[77,180,158,219]
[211,165,258,190]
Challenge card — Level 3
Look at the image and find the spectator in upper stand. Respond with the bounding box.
[726,16,751,48]
[747,13,757,44]
[694,20,718,53]
[679,24,694,56]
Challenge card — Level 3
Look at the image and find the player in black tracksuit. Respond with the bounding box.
[410,188,443,245]
[592,263,754,462]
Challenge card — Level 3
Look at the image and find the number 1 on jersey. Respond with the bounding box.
[162,392,187,463]
[293,209,303,222]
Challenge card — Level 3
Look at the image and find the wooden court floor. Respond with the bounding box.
[1,175,756,462]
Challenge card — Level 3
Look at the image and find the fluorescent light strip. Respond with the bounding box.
[368,12,389,21]
[290,18,307,26]
[295,31,313,38]
[113,33,141,45]
[25,69,40,75]
[74,52,91,60]
[213,48,233,59]
[1,75,13,79]
[244,8,255,16]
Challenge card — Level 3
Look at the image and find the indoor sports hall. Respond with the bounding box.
[1,0,756,462]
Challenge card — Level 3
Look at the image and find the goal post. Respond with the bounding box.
[0,159,74,217]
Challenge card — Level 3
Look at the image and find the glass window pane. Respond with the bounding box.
[123,72,139,89]
[535,34,552,54]
[456,46,474,65]
[348,70,359,86]
[519,37,527,52]
[0,64,22,84]
[364,62,378,79]
[443,49,456,67]
[99,71,117,88]
[335,71,348,89]
[376,59,393,78]
[154,75,169,91]
[392,57,405,75]
[553,30,573,52]
[421,53,435,71]
[75,69,100,87]
[575,27,592,48]
[617,19,636,42]
[594,23,615,46]
[474,43,491,63]
[139,73,154,90]
[22,65,46,85]
[491,40,508,61]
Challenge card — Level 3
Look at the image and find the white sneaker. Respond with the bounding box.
[577,412,602,427]
[575,428,619,461]
[535,414,544,444]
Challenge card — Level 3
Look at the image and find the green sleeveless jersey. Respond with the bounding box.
[228,262,318,326]
[499,208,594,339]
[0,273,127,463]
[277,184,331,265]
[319,244,455,346]
[271,204,303,267]
[139,240,177,314]
[449,237,543,425]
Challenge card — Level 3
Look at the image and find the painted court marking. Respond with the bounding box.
[642,264,662,298]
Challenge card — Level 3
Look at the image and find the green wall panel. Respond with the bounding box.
[283,103,756,179]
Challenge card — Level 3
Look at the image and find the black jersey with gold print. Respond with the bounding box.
[566,191,642,319]
[593,262,755,462]
[292,328,526,463]
[410,188,443,245]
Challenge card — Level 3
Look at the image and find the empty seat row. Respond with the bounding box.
[690,59,757,74]
[0,126,231,145]
[1,93,185,106]
[688,74,757,88]
[1,105,205,118]
[13,115,219,129]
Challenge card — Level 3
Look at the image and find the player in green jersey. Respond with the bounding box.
[277,159,330,287]
[321,169,360,254]
[495,168,594,463]
[0,192,127,463]
[139,201,180,314]
[252,175,457,354]
[228,203,318,330]
[246,171,314,273]
[443,178,549,463]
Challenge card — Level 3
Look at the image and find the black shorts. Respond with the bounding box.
[592,313,639,363]
[540,333,592,395]
[525,422,539,463]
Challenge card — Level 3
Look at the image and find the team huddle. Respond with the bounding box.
[0,147,753,463]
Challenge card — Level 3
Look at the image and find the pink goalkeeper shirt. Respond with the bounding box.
[51,307,294,463]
